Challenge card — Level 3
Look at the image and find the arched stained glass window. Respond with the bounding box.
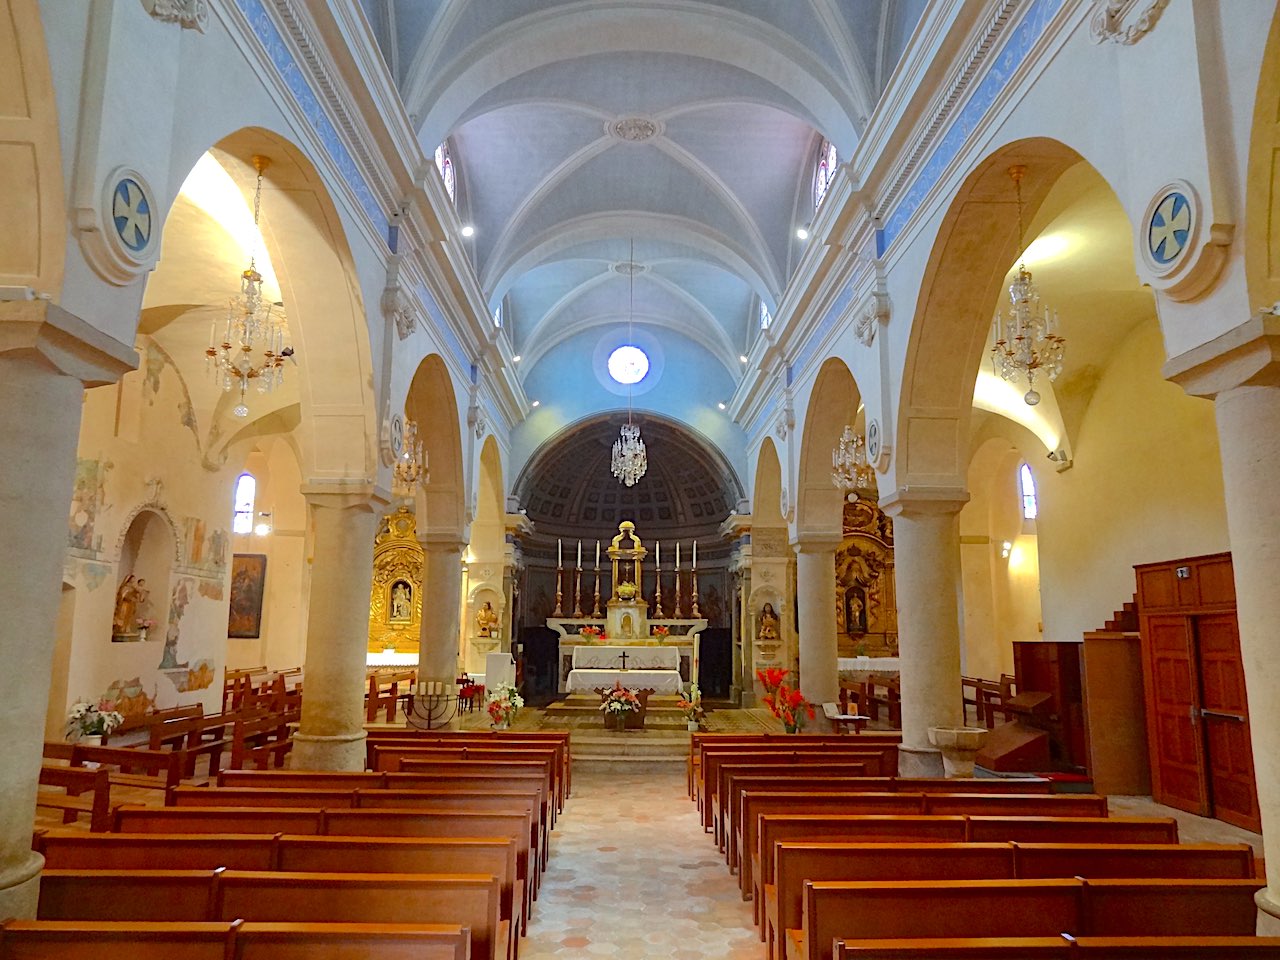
[493,302,503,328]
[1019,463,1038,520]
[232,473,256,534]
[759,301,773,330]
[434,142,456,204]
[813,138,839,210]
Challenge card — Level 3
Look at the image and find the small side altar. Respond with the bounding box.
[550,521,705,694]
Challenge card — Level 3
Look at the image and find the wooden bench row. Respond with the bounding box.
[786,877,1265,960]
[365,730,572,797]
[735,791,1112,893]
[689,732,902,801]
[366,739,569,810]
[834,936,1280,959]
[749,814,1182,907]
[0,920,469,960]
[38,869,509,960]
[762,840,1257,960]
[366,669,417,723]
[36,829,526,944]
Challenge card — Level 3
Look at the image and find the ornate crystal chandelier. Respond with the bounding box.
[393,418,428,498]
[611,239,647,487]
[990,165,1066,406]
[831,425,873,492]
[205,155,291,418]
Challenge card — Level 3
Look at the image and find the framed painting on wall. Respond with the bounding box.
[228,553,267,639]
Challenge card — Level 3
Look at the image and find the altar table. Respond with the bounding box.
[571,645,679,671]
[565,668,684,694]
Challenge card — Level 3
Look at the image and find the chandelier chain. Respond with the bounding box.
[611,238,648,486]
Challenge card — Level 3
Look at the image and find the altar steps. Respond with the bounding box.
[570,731,690,769]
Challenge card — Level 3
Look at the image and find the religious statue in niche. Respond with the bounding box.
[476,600,498,637]
[757,602,780,643]
[836,497,898,656]
[390,581,413,622]
[112,575,148,638]
[368,506,423,654]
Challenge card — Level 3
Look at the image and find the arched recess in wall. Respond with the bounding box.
[894,138,1085,490]
[113,508,176,641]
[747,437,791,692]
[795,357,861,539]
[1245,5,1280,308]
[406,354,466,541]
[467,435,507,640]
[0,0,64,292]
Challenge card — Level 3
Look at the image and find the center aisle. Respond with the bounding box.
[523,765,759,959]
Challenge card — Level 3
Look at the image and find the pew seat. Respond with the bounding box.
[833,937,1280,959]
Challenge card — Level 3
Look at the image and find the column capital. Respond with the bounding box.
[1164,307,1280,397]
[791,533,843,554]
[300,480,390,512]
[0,298,136,386]
[880,487,969,518]
[418,532,468,554]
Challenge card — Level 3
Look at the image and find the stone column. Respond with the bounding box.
[291,486,383,771]
[1166,310,1280,928]
[419,535,467,691]
[794,537,842,729]
[0,301,134,919]
[882,491,968,777]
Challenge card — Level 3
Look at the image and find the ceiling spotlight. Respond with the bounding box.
[739,355,748,363]
[531,400,540,408]
[512,355,522,363]
[717,402,727,410]
[460,224,475,238]
[795,226,810,240]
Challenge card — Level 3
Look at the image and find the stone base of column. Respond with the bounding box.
[1257,888,1280,934]
[0,850,45,919]
[896,743,944,778]
[290,731,368,771]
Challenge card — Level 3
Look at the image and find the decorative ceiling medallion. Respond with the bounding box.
[1139,179,1231,301]
[865,418,891,471]
[607,116,663,143]
[611,260,648,276]
[81,167,160,284]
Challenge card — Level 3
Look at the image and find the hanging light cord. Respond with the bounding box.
[627,238,635,426]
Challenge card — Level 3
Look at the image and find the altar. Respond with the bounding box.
[564,644,683,694]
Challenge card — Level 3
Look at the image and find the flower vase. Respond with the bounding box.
[687,720,699,732]
[606,711,626,731]
[79,733,103,767]
[783,722,800,735]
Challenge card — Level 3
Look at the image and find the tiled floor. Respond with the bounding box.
[522,766,760,959]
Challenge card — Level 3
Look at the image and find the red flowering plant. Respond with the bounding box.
[578,625,604,639]
[651,625,670,638]
[755,668,815,733]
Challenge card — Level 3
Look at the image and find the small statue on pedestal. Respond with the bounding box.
[476,600,499,638]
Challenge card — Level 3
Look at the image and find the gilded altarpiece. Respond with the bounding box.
[837,497,897,656]
[367,507,423,654]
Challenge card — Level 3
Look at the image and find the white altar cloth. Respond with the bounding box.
[565,668,684,694]
[571,645,679,671]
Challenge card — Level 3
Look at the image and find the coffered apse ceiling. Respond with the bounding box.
[356,0,926,425]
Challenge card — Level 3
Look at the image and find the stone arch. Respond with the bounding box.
[0,0,64,293]
[795,357,861,539]
[894,138,1092,492]
[751,437,785,528]
[1245,6,1280,309]
[406,354,466,540]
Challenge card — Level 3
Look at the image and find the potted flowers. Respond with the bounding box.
[651,624,670,638]
[66,699,125,744]
[578,625,603,639]
[677,682,704,731]
[598,681,642,730]
[486,681,523,729]
[756,668,815,734]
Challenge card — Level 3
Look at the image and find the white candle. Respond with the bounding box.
[656,541,660,567]
[693,539,697,569]
[676,542,681,569]
[595,540,600,569]
[558,539,562,567]
[577,539,582,569]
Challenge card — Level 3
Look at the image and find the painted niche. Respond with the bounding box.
[836,497,898,656]
[368,506,423,654]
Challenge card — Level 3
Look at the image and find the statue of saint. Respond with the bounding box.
[757,602,779,644]
[390,581,412,621]
[113,575,148,636]
[476,600,499,638]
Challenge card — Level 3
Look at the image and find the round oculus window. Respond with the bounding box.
[607,345,649,385]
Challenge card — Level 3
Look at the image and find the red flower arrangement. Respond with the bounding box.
[651,625,670,638]
[579,625,605,639]
[756,668,815,733]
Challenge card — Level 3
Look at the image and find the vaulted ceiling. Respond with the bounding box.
[357,0,926,398]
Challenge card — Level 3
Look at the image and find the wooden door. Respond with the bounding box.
[1142,615,1209,815]
[1195,613,1262,833]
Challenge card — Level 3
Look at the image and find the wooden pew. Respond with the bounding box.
[750,814,1181,908]
[46,741,187,795]
[689,733,903,803]
[110,804,537,923]
[788,878,1265,960]
[38,870,509,960]
[366,669,416,722]
[715,764,869,846]
[36,765,111,832]
[100,704,204,747]
[229,711,292,770]
[736,792,1110,901]
[383,747,564,812]
[765,841,1257,960]
[149,714,230,778]
[36,831,524,955]
[834,937,1280,959]
[363,730,572,796]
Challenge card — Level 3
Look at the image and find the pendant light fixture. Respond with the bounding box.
[611,239,648,487]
